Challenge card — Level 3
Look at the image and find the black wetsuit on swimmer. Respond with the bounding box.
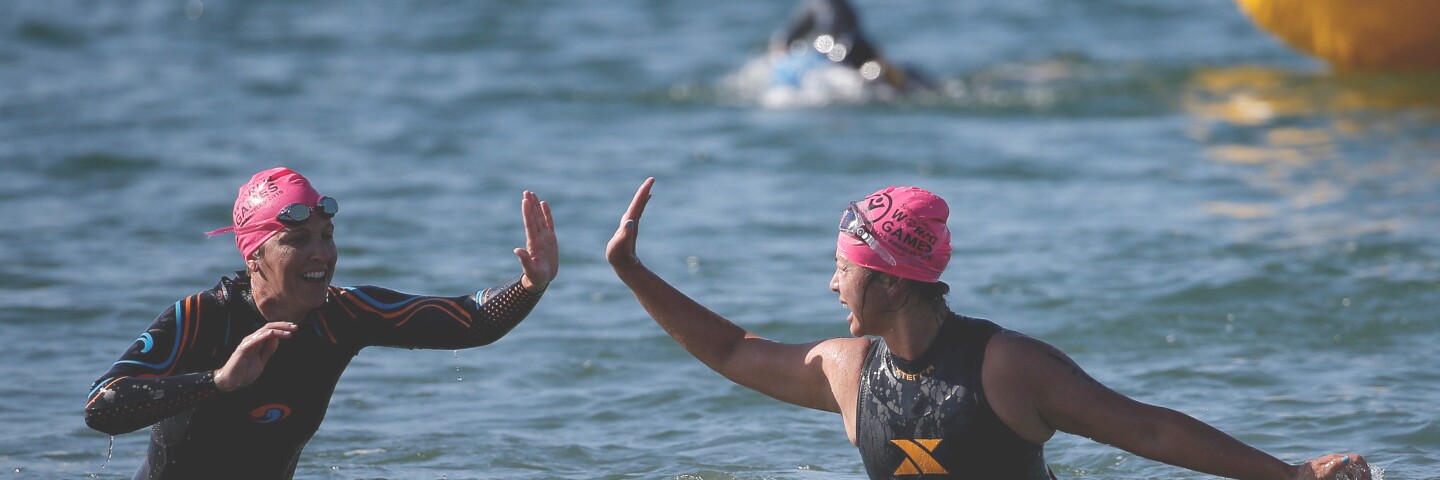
[84,273,543,480]
[857,314,1055,479]
[772,0,931,92]
[773,0,878,70]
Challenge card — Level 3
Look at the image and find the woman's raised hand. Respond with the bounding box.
[516,190,558,293]
[606,177,654,270]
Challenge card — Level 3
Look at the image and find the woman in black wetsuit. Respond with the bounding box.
[606,177,1369,479]
[84,167,557,479]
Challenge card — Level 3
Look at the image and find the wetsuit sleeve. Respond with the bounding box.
[84,300,222,436]
[333,277,543,349]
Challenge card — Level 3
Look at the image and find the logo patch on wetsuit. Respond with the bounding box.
[250,403,292,423]
[890,439,948,475]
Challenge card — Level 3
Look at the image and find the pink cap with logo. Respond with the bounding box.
[206,167,324,260]
[836,186,952,283]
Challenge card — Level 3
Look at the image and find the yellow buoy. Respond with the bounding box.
[1234,0,1440,71]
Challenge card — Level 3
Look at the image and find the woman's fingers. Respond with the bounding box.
[518,190,558,292]
[607,178,654,267]
[242,322,297,347]
[217,322,296,392]
[1300,453,1370,480]
[623,177,655,224]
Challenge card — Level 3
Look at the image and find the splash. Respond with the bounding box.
[719,54,891,108]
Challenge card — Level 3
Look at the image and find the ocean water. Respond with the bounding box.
[2,1,1437,478]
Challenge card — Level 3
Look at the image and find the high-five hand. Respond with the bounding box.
[606,177,655,270]
[516,190,558,293]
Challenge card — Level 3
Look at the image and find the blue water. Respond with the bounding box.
[2,1,1438,478]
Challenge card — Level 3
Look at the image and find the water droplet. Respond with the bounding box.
[101,436,114,469]
[454,350,463,381]
[1341,298,1352,307]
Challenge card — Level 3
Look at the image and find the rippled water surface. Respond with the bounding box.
[2,1,1438,478]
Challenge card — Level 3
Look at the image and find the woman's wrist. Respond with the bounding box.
[212,369,233,393]
[520,274,547,294]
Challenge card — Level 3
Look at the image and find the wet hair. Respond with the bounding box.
[911,279,950,305]
[870,268,950,310]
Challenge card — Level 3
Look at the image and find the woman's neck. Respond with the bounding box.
[880,303,948,362]
[248,273,309,324]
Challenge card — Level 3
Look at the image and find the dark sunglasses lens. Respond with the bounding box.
[317,196,339,217]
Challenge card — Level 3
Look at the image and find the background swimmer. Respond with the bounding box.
[736,0,933,106]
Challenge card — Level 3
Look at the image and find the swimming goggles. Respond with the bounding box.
[212,196,339,236]
[839,201,897,266]
[274,196,339,225]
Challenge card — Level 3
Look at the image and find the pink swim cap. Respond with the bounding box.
[836,186,952,283]
[206,167,325,260]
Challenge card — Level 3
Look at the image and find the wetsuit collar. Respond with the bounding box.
[218,271,262,317]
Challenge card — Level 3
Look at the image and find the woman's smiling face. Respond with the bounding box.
[251,215,337,311]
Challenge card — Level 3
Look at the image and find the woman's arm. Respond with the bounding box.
[83,298,229,435]
[335,278,542,349]
[604,178,866,413]
[984,332,1369,480]
[339,190,554,349]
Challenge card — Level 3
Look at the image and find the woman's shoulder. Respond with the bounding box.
[326,284,415,307]
[816,336,872,355]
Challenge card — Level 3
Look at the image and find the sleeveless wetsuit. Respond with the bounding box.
[856,314,1054,479]
[84,272,543,480]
